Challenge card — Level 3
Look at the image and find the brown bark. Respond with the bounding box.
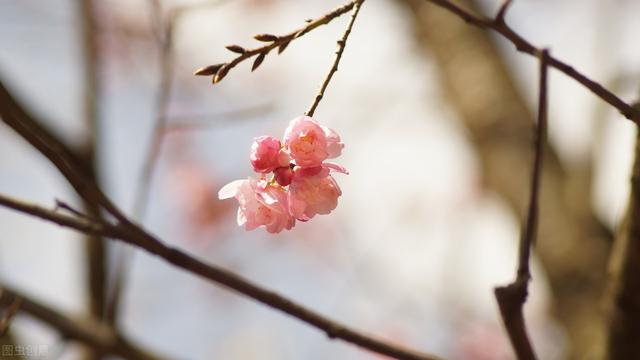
[78,3,108,360]
[400,0,612,357]
[605,128,640,359]
[0,285,164,360]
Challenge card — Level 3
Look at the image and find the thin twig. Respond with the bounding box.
[604,102,640,357]
[162,102,273,132]
[0,292,22,336]
[78,1,108,340]
[495,0,513,24]
[105,0,175,327]
[494,49,549,360]
[55,199,91,220]
[424,0,639,122]
[0,81,440,360]
[306,0,364,117]
[107,0,238,327]
[134,0,175,222]
[195,0,360,84]
[0,286,165,360]
[0,194,119,238]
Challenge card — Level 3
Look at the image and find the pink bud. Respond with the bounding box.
[250,136,282,173]
[274,166,293,186]
[322,126,344,158]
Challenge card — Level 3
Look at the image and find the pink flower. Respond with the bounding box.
[222,115,346,233]
[323,126,344,159]
[218,178,294,233]
[288,169,342,221]
[250,136,290,173]
[283,116,329,168]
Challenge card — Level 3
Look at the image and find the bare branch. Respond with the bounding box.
[494,49,549,360]
[0,285,165,360]
[306,0,365,117]
[107,0,237,327]
[605,106,640,358]
[495,0,514,24]
[78,0,108,340]
[0,291,22,336]
[0,81,439,360]
[0,194,117,238]
[195,0,360,84]
[424,0,639,122]
[0,192,440,360]
[54,199,92,219]
[162,103,274,132]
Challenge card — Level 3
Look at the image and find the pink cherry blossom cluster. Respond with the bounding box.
[218,116,347,233]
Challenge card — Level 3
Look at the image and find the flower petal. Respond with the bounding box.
[323,162,349,175]
[218,179,246,199]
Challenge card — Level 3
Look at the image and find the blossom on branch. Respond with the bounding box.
[219,116,347,233]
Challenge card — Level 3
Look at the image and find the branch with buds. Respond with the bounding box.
[194,0,360,84]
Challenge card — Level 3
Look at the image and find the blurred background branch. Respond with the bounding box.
[77,4,109,360]
[494,49,549,360]
[0,68,439,359]
[401,0,613,357]
[0,285,165,360]
[605,98,640,359]
[1,1,639,358]
[421,0,639,122]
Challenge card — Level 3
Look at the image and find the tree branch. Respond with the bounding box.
[0,285,165,360]
[0,194,118,238]
[306,0,364,116]
[194,0,360,84]
[0,80,135,231]
[0,81,439,360]
[605,107,640,359]
[423,0,639,122]
[107,0,240,327]
[0,290,22,337]
[494,49,549,360]
[78,1,109,345]
[402,0,614,355]
[0,191,440,360]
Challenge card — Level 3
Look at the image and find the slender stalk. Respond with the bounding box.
[494,49,549,360]
[306,0,365,117]
[78,0,108,344]
[195,0,360,84]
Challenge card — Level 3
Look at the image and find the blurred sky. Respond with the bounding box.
[1,0,639,359]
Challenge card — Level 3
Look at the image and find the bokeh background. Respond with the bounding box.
[1,0,640,359]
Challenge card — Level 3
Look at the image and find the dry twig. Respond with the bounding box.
[0,286,164,360]
[0,290,22,336]
[306,0,364,116]
[424,0,639,122]
[494,49,550,360]
[195,0,360,84]
[108,0,240,326]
